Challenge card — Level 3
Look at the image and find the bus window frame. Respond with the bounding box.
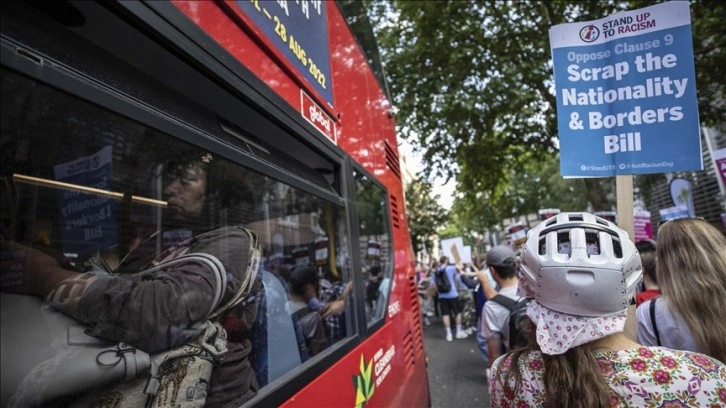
[0,4,342,207]
[349,162,394,335]
[119,0,343,162]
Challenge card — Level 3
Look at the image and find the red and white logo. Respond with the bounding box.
[301,91,336,143]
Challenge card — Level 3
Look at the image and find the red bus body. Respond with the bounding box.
[169,2,430,405]
[0,1,429,406]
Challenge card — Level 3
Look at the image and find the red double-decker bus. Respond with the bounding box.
[0,1,429,407]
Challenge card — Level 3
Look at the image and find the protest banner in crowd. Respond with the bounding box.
[550,2,702,177]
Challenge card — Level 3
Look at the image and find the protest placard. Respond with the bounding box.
[460,246,472,265]
[550,2,702,177]
[633,210,653,241]
[713,147,726,188]
[659,204,690,222]
[441,237,464,264]
[53,146,117,257]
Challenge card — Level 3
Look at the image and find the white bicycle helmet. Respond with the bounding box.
[520,212,642,317]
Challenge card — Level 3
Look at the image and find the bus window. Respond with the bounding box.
[0,68,352,405]
[353,169,392,324]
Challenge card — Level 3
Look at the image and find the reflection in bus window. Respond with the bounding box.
[0,69,351,405]
[353,170,392,324]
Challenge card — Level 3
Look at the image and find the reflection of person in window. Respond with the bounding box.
[1,150,261,406]
[163,157,208,225]
[317,265,353,342]
[289,266,329,356]
[365,265,382,315]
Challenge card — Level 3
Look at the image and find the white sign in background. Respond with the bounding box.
[440,237,465,264]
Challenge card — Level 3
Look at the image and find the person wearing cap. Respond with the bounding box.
[480,245,521,370]
[488,212,726,407]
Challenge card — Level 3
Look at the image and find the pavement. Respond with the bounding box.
[422,315,491,408]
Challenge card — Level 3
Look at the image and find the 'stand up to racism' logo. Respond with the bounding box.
[579,24,600,42]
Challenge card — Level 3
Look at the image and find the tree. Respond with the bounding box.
[369,0,725,219]
[451,151,596,231]
[404,179,448,255]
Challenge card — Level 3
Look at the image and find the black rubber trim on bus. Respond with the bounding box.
[349,160,395,336]
[0,2,344,208]
[100,1,345,201]
[341,157,370,338]
[121,0,345,167]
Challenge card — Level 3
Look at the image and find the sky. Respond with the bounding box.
[398,139,456,210]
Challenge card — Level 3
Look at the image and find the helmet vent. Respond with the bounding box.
[595,217,609,226]
[585,231,600,256]
[568,214,584,222]
[545,218,557,227]
[557,232,571,255]
[613,237,623,258]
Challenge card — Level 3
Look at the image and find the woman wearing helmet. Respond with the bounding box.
[488,212,726,407]
[636,218,726,363]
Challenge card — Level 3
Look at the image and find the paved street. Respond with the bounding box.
[423,317,490,408]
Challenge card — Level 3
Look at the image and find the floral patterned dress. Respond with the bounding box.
[489,347,726,407]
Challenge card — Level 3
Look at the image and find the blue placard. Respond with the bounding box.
[550,2,702,177]
[236,0,333,107]
[54,146,117,257]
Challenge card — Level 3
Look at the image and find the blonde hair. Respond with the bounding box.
[656,218,726,362]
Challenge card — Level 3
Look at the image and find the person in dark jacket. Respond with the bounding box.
[1,149,262,406]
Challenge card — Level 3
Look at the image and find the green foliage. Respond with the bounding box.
[369,0,725,226]
[451,152,593,230]
[405,179,448,253]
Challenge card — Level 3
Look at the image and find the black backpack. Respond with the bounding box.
[434,267,451,293]
[491,295,532,349]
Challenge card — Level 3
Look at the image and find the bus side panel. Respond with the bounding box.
[278,7,428,408]
[279,318,429,408]
[171,1,428,406]
[327,5,428,407]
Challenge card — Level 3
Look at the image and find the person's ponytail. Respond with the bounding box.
[541,345,611,407]
[501,319,612,407]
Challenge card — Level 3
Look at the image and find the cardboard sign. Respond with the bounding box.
[441,237,464,264]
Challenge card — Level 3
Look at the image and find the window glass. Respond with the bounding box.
[353,170,392,324]
[0,68,352,405]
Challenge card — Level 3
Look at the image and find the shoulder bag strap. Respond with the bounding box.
[491,294,517,312]
[209,227,262,320]
[649,298,661,346]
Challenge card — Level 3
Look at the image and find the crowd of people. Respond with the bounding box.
[420,212,726,407]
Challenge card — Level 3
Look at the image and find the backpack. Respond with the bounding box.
[81,226,261,408]
[434,267,451,293]
[490,295,532,350]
